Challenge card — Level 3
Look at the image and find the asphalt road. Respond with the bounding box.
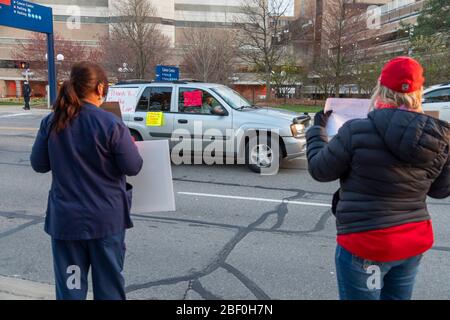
[1,105,450,300]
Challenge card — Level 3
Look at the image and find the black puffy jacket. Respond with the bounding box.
[306,108,450,235]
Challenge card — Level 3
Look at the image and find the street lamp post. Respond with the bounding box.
[45,53,64,78]
[45,53,64,108]
[118,63,133,81]
[280,70,287,103]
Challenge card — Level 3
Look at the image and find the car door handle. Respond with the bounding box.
[178,119,188,124]
[134,117,144,121]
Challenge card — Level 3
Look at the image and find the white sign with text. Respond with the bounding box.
[106,87,140,114]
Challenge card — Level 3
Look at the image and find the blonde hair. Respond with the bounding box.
[370,82,424,111]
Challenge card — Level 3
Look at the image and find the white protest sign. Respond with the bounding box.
[324,98,371,137]
[106,87,140,114]
[127,140,176,213]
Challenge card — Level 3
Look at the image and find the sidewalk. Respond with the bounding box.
[0,276,95,300]
[0,276,55,300]
[0,105,51,113]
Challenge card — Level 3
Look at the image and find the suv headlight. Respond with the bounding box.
[291,123,305,138]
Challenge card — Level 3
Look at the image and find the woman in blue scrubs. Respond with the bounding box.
[30,61,143,300]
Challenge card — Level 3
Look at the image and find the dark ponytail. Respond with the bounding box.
[51,80,82,133]
[51,61,108,133]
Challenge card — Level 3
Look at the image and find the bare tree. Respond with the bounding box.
[180,28,237,84]
[410,34,450,86]
[311,54,336,98]
[13,32,96,81]
[352,52,389,96]
[94,35,139,80]
[237,0,291,100]
[315,0,365,97]
[271,59,307,101]
[109,0,171,79]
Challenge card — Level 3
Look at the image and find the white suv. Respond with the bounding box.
[106,80,311,173]
[422,83,450,122]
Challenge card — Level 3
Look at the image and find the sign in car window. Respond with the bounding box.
[106,87,140,114]
[0,0,53,34]
[146,112,164,127]
[183,90,203,107]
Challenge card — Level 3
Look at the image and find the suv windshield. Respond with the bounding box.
[211,86,252,110]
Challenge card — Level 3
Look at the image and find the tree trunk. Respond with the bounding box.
[266,73,271,101]
[334,84,339,97]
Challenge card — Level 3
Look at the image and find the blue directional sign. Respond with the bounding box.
[0,0,53,33]
[1,0,56,104]
[155,65,180,81]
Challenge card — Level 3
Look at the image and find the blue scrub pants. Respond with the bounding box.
[51,231,126,300]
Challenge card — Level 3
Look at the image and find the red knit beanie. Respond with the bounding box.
[379,56,425,93]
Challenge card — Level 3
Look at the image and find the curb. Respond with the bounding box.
[0,276,55,300]
[0,275,94,300]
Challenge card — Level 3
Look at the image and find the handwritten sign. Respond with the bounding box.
[183,90,202,107]
[146,111,164,126]
[324,98,371,137]
[106,87,140,114]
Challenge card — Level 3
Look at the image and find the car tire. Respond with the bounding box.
[245,135,282,174]
[130,130,143,142]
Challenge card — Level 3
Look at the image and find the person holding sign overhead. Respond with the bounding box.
[30,62,143,300]
[306,57,450,300]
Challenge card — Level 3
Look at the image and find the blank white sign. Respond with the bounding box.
[324,98,371,137]
[127,140,176,213]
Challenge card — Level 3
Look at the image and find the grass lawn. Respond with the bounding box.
[1,100,325,113]
[0,101,22,106]
[0,98,47,107]
[273,104,324,114]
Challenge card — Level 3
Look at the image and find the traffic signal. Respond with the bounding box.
[16,61,30,69]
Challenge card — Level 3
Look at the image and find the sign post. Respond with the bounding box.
[47,33,56,104]
[0,0,56,104]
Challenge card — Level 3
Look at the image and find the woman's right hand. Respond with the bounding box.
[314,110,333,127]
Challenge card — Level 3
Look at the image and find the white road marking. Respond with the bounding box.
[177,191,331,207]
[0,113,31,118]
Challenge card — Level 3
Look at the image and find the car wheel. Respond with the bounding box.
[245,135,281,173]
[130,130,143,142]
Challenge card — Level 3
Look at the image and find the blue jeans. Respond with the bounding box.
[51,231,126,300]
[335,244,423,300]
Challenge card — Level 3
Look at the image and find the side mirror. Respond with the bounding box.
[294,113,311,126]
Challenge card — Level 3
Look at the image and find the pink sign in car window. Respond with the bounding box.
[183,90,202,107]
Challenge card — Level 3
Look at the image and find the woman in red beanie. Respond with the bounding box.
[307,56,450,300]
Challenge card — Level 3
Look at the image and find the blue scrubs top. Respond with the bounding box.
[30,103,143,240]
